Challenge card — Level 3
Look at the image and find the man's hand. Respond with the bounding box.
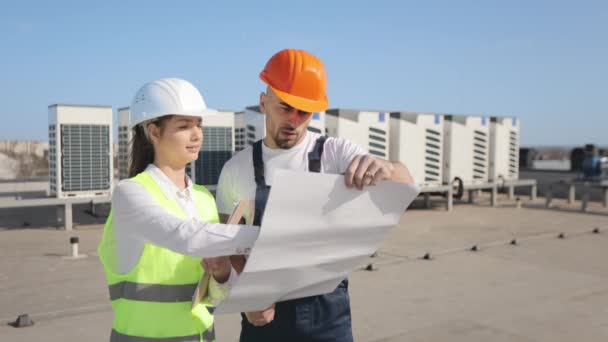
[245,304,275,326]
[201,257,232,284]
[230,255,247,274]
[345,155,395,189]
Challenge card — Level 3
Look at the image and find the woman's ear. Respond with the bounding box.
[147,122,161,144]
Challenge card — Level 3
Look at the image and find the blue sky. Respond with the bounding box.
[1,0,606,146]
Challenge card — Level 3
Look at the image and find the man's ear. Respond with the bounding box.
[259,92,266,114]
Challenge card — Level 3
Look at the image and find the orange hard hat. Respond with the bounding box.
[259,49,329,113]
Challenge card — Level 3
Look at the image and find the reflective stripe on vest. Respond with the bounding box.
[109,282,199,302]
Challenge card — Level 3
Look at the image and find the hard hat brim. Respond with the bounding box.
[268,85,329,113]
[130,108,218,129]
[178,108,219,118]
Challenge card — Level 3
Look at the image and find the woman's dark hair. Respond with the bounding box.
[128,118,169,178]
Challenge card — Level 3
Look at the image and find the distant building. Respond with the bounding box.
[0,140,48,158]
[0,140,49,179]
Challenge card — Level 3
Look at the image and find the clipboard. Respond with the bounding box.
[192,200,255,308]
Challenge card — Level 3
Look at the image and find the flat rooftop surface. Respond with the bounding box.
[1,194,607,341]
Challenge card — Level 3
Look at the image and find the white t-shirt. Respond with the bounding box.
[216,132,367,215]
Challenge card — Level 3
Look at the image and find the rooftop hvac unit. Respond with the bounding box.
[245,106,265,146]
[48,104,113,198]
[189,111,235,186]
[234,111,247,152]
[117,107,131,180]
[307,111,326,136]
[443,114,490,185]
[390,112,444,186]
[489,116,520,181]
[326,109,390,159]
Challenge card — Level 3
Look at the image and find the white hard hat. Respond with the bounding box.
[129,78,217,129]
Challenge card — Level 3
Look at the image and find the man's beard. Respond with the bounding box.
[274,128,300,149]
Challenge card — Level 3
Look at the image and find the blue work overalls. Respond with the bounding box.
[239,138,354,342]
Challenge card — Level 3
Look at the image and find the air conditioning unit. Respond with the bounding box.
[489,116,520,181]
[307,111,326,136]
[390,112,443,186]
[234,111,247,152]
[443,115,490,185]
[244,106,265,146]
[48,104,113,198]
[188,111,235,187]
[326,109,390,159]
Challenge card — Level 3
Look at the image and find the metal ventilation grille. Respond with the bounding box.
[118,125,130,179]
[472,129,488,179]
[509,130,518,176]
[185,163,194,179]
[368,127,387,158]
[60,124,110,191]
[235,128,246,151]
[49,124,57,192]
[247,124,256,145]
[195,127,233,185]
[424,128,441,182]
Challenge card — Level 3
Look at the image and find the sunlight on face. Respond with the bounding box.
[260,89,313,149]
[149,115,203,167]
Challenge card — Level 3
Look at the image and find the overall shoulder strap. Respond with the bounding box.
[308,136,327,173]
[252,140,267,186]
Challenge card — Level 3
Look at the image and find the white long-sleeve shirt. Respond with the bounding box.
[111,164,259,301]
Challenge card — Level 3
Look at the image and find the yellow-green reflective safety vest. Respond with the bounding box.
[98,171,218,342]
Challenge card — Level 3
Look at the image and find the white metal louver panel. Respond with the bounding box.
[489,117,520,181]
[326,109,390,161]
[509,130,519,178]
[443,115,490,185]
[473,129,489,180]
[49,124,57,193]
[368,127,387,158]
[424,128,442,183]
[389,112,443,187]
[246,124,257,146]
